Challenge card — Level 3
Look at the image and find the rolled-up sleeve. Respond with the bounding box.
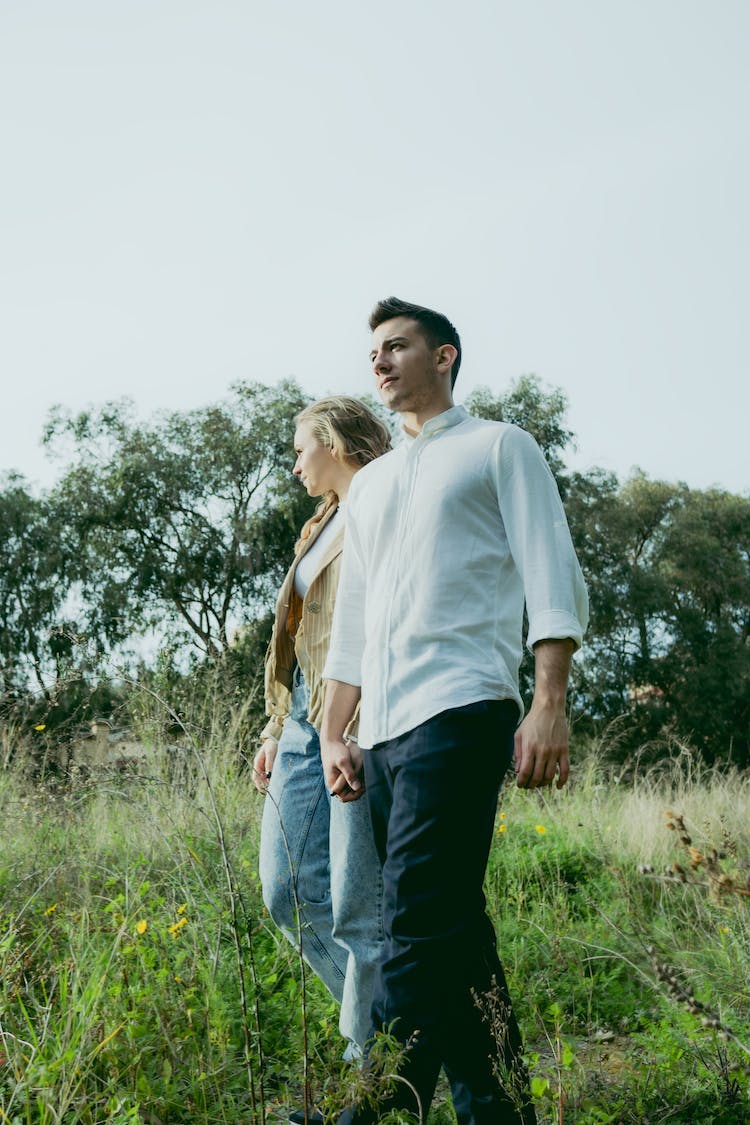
[322,498,367,685]
[495,426,589,651]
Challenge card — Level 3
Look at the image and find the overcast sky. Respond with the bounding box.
[2,0,748,495]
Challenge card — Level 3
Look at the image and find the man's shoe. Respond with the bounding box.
[288,1109,324,1125]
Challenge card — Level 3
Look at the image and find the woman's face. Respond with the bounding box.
[292,420,340,497]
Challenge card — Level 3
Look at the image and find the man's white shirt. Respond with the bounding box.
[323,405,589,749]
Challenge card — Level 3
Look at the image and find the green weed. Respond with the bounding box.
[2,728,750,1122]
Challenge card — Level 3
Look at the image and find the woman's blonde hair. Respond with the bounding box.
[295,396,392,547]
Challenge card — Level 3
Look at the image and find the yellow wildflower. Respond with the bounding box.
[176,902,187,915]
[497,824,507,834]
[535,824,547,835]
[34,723,46,732]
[168,916,189,938]
[44,903,59,916]
[135,919,147,935]
[499,812,506,820]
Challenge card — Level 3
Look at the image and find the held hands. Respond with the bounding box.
[252,738,279,793]
[513,701,570,790]
[321,737,365,803]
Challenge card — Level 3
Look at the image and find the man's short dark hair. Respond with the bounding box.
[369,297,462,387]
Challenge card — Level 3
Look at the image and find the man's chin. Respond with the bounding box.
[380,389,407,412]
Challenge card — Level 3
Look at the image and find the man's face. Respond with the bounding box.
[369,317,442,415]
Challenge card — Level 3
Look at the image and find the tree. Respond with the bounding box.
[0,474,74,700]
[44,379,314,658]
[565,470,750,762]
[655,487,750,760]
[8,366,745,766]
[564,471,680,730]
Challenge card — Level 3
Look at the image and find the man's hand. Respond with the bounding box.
[514,703,569,789]
[320,678,364,802]
[321,737,365,802]
[514,638,575,790]
[252,738,278,793]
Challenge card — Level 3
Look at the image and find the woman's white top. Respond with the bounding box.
[294,506,344,598]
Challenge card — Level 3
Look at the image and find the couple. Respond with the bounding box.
[254,297,589,1125]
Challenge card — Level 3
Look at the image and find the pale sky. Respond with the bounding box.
[2,0,748,495]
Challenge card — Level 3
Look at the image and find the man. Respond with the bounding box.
[321,297,588,1124]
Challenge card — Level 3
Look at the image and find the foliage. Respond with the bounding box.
[43,379,314,656]
[565,471,750,762]
[2,372,749,765]
[2,733,750,1122]
[0,474,75,700]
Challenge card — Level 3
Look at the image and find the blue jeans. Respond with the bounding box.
[259,670,384,1051]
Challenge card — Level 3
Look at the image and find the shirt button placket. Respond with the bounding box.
[381,438,422,736]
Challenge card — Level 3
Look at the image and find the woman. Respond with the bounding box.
[254,395,391,1059]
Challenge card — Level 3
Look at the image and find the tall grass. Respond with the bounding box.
[1,716,749,1124]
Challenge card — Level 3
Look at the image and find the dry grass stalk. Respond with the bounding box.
[637,811,750,901]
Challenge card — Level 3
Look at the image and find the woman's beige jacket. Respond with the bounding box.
[260,505,357,743]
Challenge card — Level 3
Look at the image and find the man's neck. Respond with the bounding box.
[401,396,455,437]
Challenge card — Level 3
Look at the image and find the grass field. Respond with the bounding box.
[1,723,749,1124]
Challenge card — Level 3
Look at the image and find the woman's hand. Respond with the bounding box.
[252,738,279,793]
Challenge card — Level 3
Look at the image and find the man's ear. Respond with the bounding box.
[435,344,458,377]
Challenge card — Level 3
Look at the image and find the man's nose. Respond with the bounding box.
[372,350,391,373]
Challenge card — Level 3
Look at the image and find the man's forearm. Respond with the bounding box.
[320,679,362,744]
[530,638,575,709]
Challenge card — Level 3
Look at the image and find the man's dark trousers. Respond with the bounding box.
[363,700,536,1125]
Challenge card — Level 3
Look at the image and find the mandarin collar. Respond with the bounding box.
[402,404,469,443]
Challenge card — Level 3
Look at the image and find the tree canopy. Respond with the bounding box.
[43,379,313,657]
[1,374,748,765]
